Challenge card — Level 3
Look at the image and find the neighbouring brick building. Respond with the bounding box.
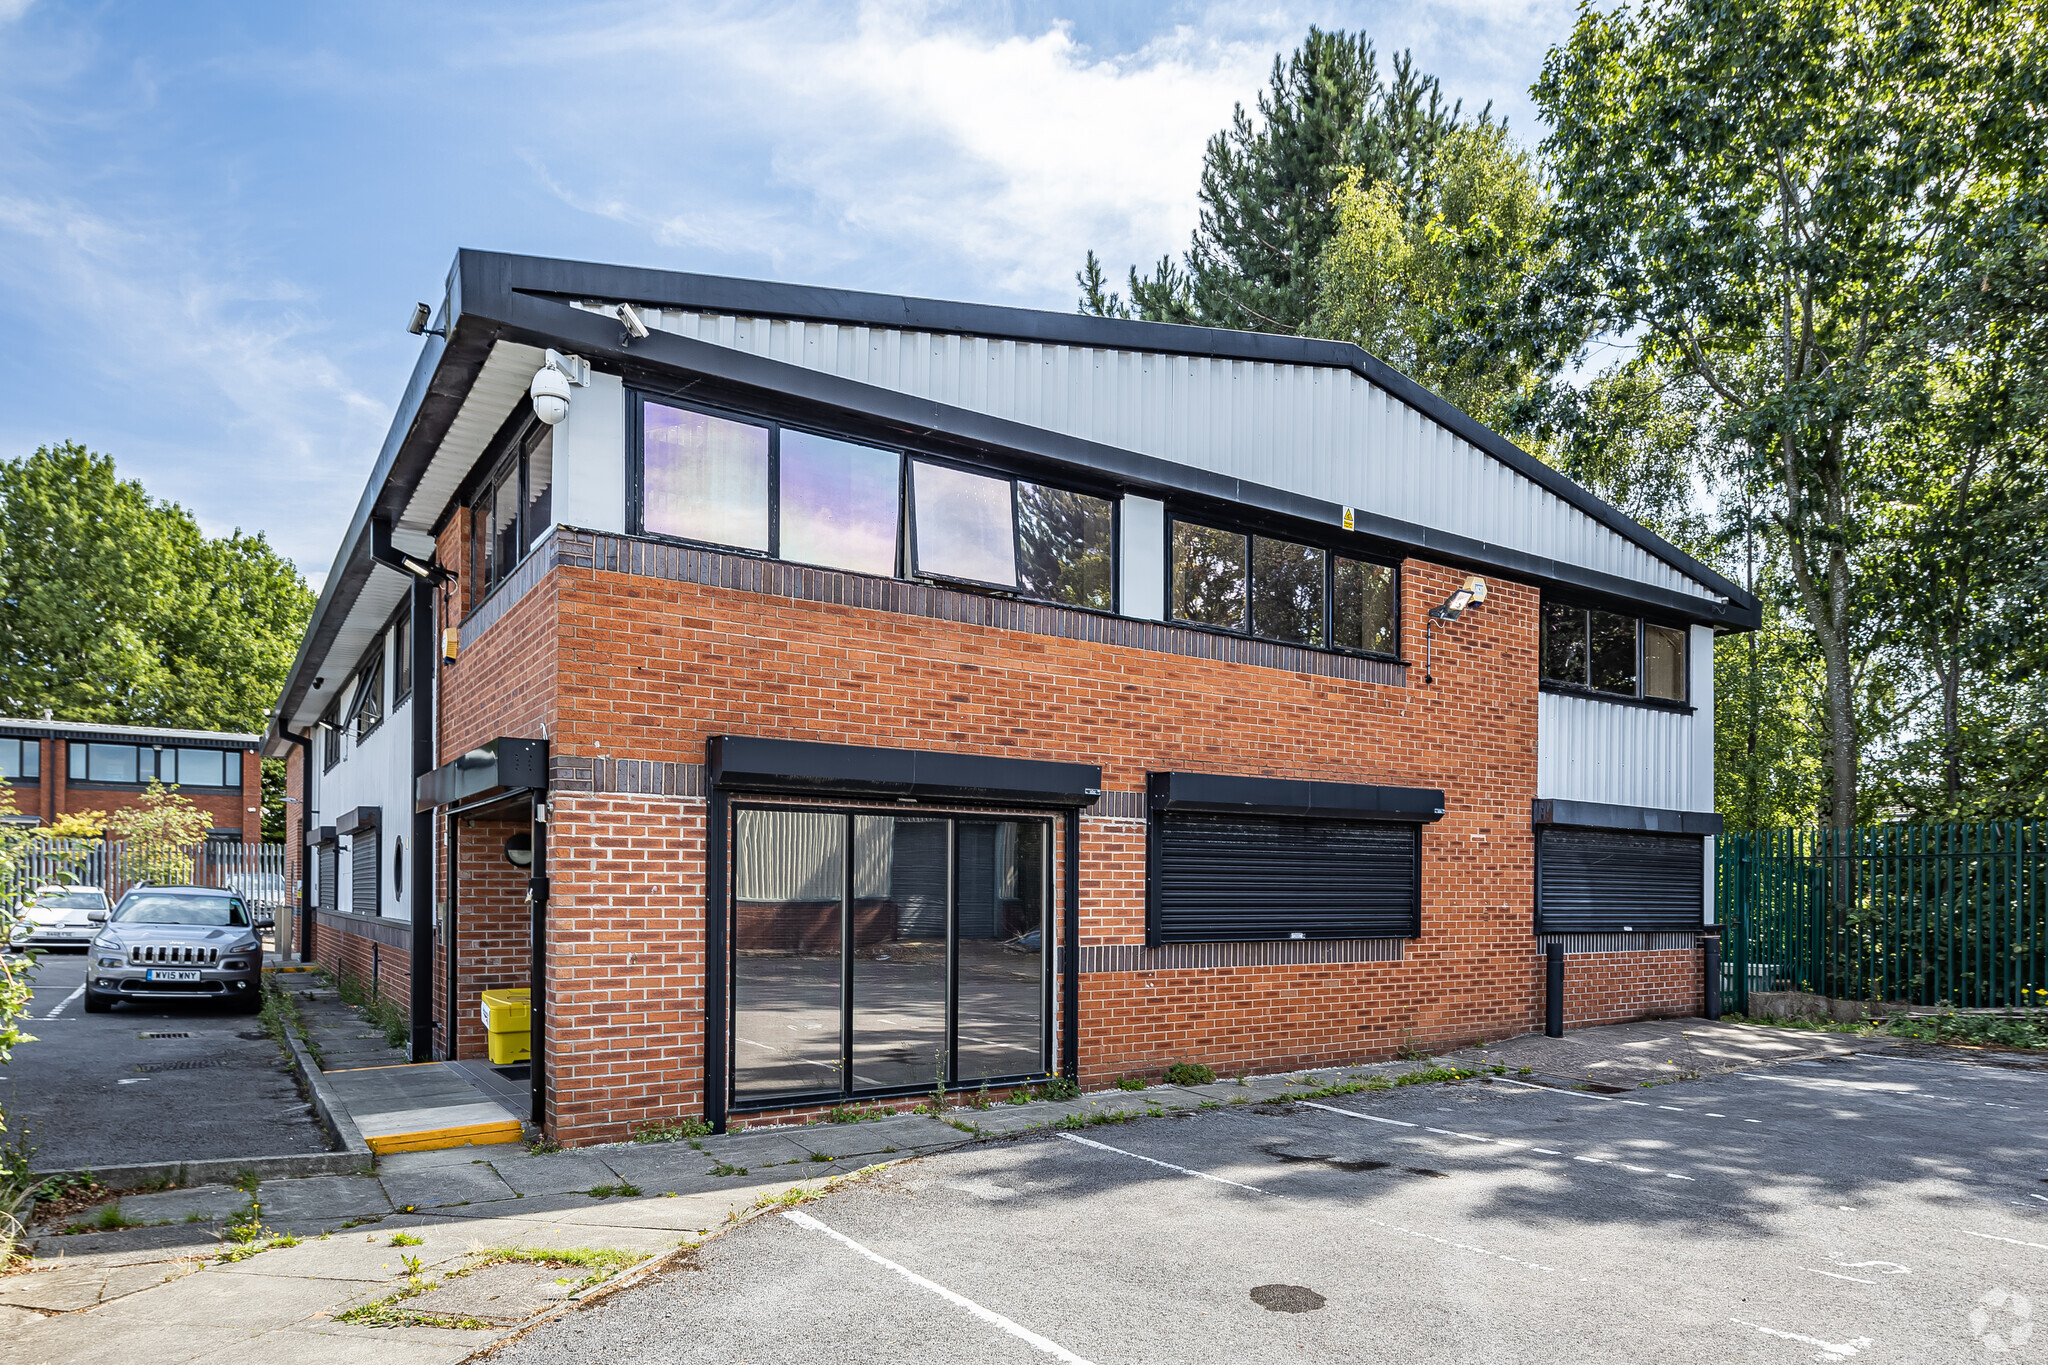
[267,252,1752,1146]
[0,717,261,840]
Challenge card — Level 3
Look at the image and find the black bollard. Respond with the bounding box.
[1703,936,1722,1021]
[1544,942,1564,1038]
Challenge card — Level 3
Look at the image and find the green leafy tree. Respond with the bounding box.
[105,781,213,885]
[1080,29,1479,332]
[1529,0,2048,830]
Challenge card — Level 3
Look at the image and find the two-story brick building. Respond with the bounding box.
[0,718,261,839]
[268,251,1751,1146]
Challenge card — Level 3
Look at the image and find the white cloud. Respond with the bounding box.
[505,1,1288,301]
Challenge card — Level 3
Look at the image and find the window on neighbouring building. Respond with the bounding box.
[0,737,38,781]
[345,654,385,741]
[392,600,413,702]
[471,418,559,604]
[321,702,342,770]
[1541,601,1688,702]
[164,748,233,788]
[1170,518,1397,655]
[69,742,141,784]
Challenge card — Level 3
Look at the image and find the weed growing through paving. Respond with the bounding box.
[826,1102,890,1124]
[390,1232,424,1247]
[631,1116,712,1144]
[585,1183,643,1199]
[710,1161,747,1178]
[526,1136,563,1156]
[1005,1089,1032,1106]
[1038,1077,1079,1101]
[1114,1075,1147,1092]
[337,1245,649,1329]
[1164,1062,1216,1087]
[970,1085,992,1110]
[230,1170,260,1194]
[319,967,411,1050]
[806,1151,832,1163]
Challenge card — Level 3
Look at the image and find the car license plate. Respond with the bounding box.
[145,969,202,983]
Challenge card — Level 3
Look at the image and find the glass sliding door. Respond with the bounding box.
[851,816,950,1091]
[954,821,1048,1082]
[731,809,847,1099]
[729,806,1052,1106]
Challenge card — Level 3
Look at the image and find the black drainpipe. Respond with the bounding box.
[282,727,315,964]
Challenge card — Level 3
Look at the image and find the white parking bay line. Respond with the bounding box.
[1056,1132,1269,1193]
[782,1209,1095,1364]
[1301,1101,1412,1126]
[43,984,84,1019]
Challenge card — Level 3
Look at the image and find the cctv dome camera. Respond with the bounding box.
[529,362,572,425]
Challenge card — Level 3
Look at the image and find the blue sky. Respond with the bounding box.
[0,0,1578,585]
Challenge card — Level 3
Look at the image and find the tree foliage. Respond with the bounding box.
[105,781,214,886]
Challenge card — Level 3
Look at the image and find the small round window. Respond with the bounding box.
[392,837,404,902]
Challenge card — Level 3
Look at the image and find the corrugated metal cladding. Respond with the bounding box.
[595,304,1717,607]
[1152,813,1419,943]
[1537,691,1703,812]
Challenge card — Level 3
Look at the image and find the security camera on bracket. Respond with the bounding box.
[1423,576,1487,684]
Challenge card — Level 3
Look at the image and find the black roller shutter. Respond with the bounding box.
[1151,813,1419,944]
[351,832,381,916]
[1536,829,1703,933]
[316,842,338,913]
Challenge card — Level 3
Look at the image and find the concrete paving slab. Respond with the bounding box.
[187,1327,487,1365]
[947,1106,1055,1135]
[584,1147,736,1194]
[380,1161,517,1211]
[83,1267,386,1331]
[28,1220,223,1266]
[482,1152,619,1197]
[1,1315,251,1365]
[684,1133,814,1170]
[402,1259,576,1325]
[92,1184,253,1225]
[0,1263,121,1312]
[207,1228,470,1281]
[781,1114,958,1159]
[377,1144,505,1177]
[249,1173,393,1223]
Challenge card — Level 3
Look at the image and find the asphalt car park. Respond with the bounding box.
[5,949,329,1170]
[500,1050,2048,1364]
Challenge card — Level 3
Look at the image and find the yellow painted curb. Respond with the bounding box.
[324,1062,428,1074]
[365,1120,524,1154]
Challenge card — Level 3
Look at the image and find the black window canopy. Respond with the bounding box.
[709,735,1100,809]
[1147,771,1444,823]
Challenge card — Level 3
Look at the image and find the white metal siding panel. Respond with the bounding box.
[1537,691,1708,813]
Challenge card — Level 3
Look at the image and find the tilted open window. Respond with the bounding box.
[907,459,1114,609]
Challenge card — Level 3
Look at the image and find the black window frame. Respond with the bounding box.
[0,736,38,783]
[320,701,342,771]
[628,391,1121,617]
[1539,597,1692,708]
[467,409,555,613]
[724,799,1057,1113]
[391,598,413,705]
[1164,512,1401,661]
[344,650,386,743]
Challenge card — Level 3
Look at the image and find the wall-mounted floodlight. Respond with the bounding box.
[615,301,650,342]
[528,349,588,426]
[1423,576,1488,683]
[406,303,446,338]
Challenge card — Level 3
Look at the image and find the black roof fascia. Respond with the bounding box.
[487,285,1756,630]
[0,722,255,749]
[482,250,1753,611]
[1531,798,1722,837]
[1148,771,1446,824]
[415,738,549,813]
[708,735,1101,809]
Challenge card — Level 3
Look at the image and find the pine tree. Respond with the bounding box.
[1077,29,1480,334]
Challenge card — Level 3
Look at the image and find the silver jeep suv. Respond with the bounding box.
[85,886,266,1014]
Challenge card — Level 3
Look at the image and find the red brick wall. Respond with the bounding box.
[325,921,410,1012]
[544,795,706,1145]
[431,546,1701,1141]
[1551,946,1706,1031]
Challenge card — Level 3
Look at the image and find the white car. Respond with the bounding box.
[8,884,112,951]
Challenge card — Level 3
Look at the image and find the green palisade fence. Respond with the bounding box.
[1717,822,2047,1016]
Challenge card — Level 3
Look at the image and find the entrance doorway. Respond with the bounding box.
[728,806,1052,1106]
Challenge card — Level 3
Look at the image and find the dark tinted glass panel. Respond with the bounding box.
[642,402,770,551]
[115,893,247,927]
[491,461,520,589]
[1016,483,1112,610]
[850,816,949,1089]
[733,809,845,1098]
[88,744,138,783]
[956,820,1046,1081]
[1542,603,1589,686]
[1171,523,1245,629]
[1589,610,1638,694]
[1643,624,1686,700]
[525,427,554,549]
[176,748,226,787]
[1249,537,1324,645]
[0,738,30,780]
[781,431,900,576]
[393,604,413,699]
[912,462,1016,586]
[471,494,494,600]
[1333,558,1397,655]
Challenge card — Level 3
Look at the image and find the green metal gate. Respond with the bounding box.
[1717,822,2048,1015]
